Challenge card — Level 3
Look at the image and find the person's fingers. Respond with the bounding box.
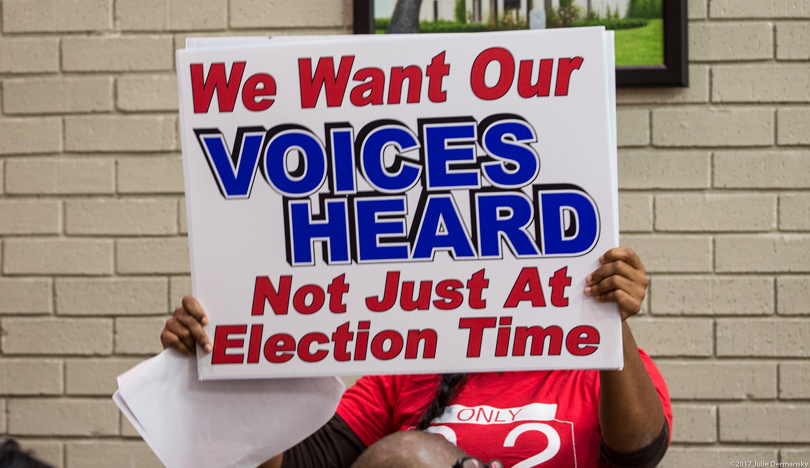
[160,326,194,356]
[593,289,642,319]
[586,260,644,287]
[182,296,209,325]
[585,273,644,299]
[166,315,196,350]
[600,247,645,272]
[459,458,484,468]
[587,248,649,320]
[175,307,212,353]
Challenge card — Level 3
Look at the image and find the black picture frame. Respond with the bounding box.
[353,0,688,88]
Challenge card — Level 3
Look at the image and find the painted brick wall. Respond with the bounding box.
[0,0,807,466]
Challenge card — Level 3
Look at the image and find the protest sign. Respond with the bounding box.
[176,28,620,380]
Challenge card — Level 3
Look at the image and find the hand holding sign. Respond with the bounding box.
[585,247,648,321]
[160,296,212,355]
[160,247,647,361]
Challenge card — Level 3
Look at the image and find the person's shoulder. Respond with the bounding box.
[637,347,654,361]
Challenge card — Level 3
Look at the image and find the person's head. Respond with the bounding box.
[350,431,465,468]
[0,439,54,468]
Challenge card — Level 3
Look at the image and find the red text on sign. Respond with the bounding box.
[190,62,276,113]
[298,51,451,108]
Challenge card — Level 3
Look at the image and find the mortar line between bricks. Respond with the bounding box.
[692,58,782,65]
[6,394,142,403]
[4,434,154,441]
[50,272,57,317]
[0,354,159,360]
[647,102,810,109]
[671,398,810,404]
[0,152,184,159]
[644,229,791,235]
[0,70,180,79]
[776,362,782,401]
[1,195,187,201]
[165,275,172,314]
[655,356,785,363]
[111,315,118,355]
[58,199,65,239]
[59,117,65,156]
[645,313,794,319]
[2,105,809,120]
[7,145,810,158]
[0,27,350,40]
[715,396,721,443]
[111,157,119,194]
[59,359,66,396]
[2,234,183,240]
[3,312,171,318]
[5,231,177,240]
[670,441,810,447]
[59,439,66,468]
[634,188,810,194]
[712,355,810,361]
[774,107,780,146]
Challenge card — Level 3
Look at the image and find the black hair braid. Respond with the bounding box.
[415,373,468,430]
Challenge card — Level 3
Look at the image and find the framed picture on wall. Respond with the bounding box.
[354,0,688,87]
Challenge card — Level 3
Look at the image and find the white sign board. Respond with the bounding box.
[176,28,621,380]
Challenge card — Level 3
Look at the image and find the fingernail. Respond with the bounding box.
[203,343,213,353]
[599,255,605,262]
[201,317,209,325]
[584,286,592,295]
[586,274,592,284]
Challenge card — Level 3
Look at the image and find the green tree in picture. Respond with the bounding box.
[626,0,662,19]
[455,0,467,23]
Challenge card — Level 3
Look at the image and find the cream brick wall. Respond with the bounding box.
[117,75,179,111]
[670,404,717,443]
[5,158,115,195]
[650,276,774,315]
[0,0,808,465]
[0,38,60,73]
[66,441,162,467]
[778,277,810,315]
[777,22,810,60]
[689,22,773,61]
[0,118,62,154]
[779,109,810,145]
[3,77,114,114]
[0,279,52,314]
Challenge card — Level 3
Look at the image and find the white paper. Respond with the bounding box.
[113,349,345,468]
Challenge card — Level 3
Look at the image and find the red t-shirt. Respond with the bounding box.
[336,349,672,468]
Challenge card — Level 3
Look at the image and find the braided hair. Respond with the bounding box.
[415,373,469,430]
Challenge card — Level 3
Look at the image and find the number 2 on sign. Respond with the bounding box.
[425,423,561,467]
